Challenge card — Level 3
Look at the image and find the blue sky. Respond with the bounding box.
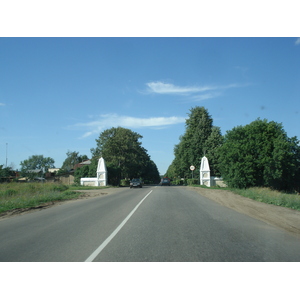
[1,37,300,174]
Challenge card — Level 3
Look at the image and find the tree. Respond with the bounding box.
[20,155,55,179]
[217,118,300,191]
[167,106,223,178]
[142,160,161,184]
[205,126,224,177]
[91,127,160,183]
[61,150,88,171]
[0,165,15,182]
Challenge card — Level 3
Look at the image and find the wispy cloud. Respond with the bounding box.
[146,82,213,95]
[295,38,300,45]
[0,103,5,106]
[70,113,186,138]
[145,81,242,102]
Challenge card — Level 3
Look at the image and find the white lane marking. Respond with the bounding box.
[85,189,153,262]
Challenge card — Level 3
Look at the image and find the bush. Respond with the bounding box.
[74,165,90,185]
[173,179,182,185]
[120,179,130,186]
[187,178,199,185]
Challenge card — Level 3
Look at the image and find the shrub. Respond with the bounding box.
[173,179,183,185]
[120,179,130,186]
[187,178,199,185]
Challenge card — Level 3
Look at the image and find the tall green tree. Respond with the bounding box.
[205,126,224,177]
[20,155,55,179]
[142,160,161,184]
[217,118,300,191]
[167,107,223,178]
[91,127,160,182]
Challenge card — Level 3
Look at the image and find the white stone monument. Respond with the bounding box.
[200,156,211,187]
[96,156,107,186]
[80,157,107,186]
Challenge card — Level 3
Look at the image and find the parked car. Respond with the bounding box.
[130,178,143,188]
[161,178,171,186]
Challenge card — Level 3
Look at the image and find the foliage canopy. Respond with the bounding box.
[0,165,15,181]
[61,150,88,171]
[217,118,300,191]
[91,127,160,184]
[20,155,55,179]
[166,106,223,179]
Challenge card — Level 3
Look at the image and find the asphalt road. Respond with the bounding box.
[1,185,300,262]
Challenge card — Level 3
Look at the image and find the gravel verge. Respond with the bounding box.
[188,186,300,236]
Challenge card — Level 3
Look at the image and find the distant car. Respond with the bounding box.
[161,178,171,186]
[130,178,143,188]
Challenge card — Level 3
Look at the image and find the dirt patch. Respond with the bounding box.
[188,186,300,236]
[74,190,109,200]
[72,187,124,200]
[0,202,57,219]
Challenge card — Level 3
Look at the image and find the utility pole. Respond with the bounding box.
[6,143,8,167]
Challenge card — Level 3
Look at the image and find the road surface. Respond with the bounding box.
[1,185,300,261]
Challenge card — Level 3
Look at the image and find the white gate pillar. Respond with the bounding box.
[96,157,107,186]
[200,156,211,187]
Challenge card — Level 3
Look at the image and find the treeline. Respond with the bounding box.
[165,106,300,192]
[16,127,160,185]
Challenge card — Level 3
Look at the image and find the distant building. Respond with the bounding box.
[48,168,60,173]
[73,159,91,170]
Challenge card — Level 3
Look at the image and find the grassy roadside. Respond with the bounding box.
[231,187,300,211]
[0,182,83,214]
[191,184,300,211]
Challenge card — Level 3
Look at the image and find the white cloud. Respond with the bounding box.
[145,81,242,102]
[295,38,300,45]
[71,114,186,138]
[146,82,213,95]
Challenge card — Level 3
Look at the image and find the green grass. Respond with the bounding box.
[230,187,300,211]
[191,184,300,211]
[0,182,81,214]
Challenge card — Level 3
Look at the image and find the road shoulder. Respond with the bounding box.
[187,186,300,236]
